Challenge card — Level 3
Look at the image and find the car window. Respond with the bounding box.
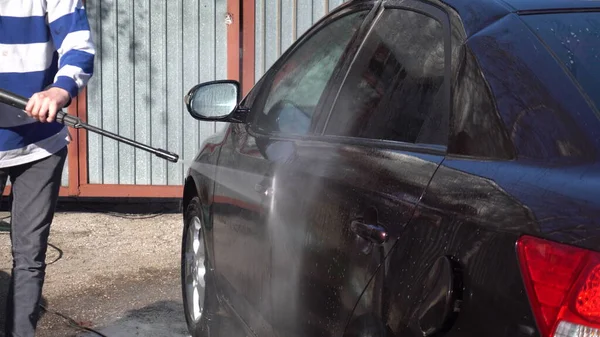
[323,9,448,146]
[253,10,369,135]
[521,12,600,113]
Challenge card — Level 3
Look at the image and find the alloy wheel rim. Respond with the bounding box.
[185,216,206,323]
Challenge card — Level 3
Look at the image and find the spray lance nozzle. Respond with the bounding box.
[0,88,180,163]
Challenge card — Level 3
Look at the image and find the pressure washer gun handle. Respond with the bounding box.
[0,88,180,163]
[0,89,79,126]
[0,88,29,111]
[55,111,83,128]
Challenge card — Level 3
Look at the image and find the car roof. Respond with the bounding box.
[442,0,600,12]
[346,0,600,38]
[493,0,600,12]
[425,0,600,38]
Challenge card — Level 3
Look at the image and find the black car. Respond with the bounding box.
[180,0,600,336]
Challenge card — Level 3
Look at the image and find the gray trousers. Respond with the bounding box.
[0,146,67,337]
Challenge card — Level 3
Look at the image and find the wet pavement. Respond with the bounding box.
[36,268,188,337]
[0,271,189,337]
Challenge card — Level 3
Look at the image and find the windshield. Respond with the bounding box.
[521,11,600,112]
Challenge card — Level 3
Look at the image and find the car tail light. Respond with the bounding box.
[517,235,600,337]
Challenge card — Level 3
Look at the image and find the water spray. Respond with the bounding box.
[0,88,180,163]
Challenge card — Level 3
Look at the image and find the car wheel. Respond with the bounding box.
[182,196,217,337]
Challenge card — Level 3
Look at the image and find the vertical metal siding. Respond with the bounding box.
[86,0,228,185]
[255,0,347,81]
[61,155,68,187]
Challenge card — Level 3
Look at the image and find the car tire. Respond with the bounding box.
[182,196,219,337]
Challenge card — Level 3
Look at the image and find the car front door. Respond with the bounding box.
[209,4,375,335]
[266,3,454,337]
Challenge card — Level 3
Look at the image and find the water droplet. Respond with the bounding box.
[570,60,574,64]
[567,39,571,43]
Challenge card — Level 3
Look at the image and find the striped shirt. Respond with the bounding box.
[0,0,95,168]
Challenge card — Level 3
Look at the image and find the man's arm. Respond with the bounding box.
[26,0,95,123]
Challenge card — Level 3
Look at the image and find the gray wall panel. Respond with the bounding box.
[61,148,68,187]
[86,0,228,185]
[86,0,102,184]
[330,0,344,11]
[264,0,278,75]
[313,0,326,23]
[296,0,313,40]
[149,0,167,185]
[215,0,228,80]
[166,0,184,186]
[133,0,152,185]
[254,0,265,80]
[100,0,119,184]
[281,0,294,52]
[214,0,228,136]
[198,0,217,155]
[117,0,135,184]
[254,0,347,82]
[182,0,200,172]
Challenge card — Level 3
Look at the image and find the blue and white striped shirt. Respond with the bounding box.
[0,0,95,168]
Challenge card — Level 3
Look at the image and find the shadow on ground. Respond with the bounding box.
[76,300,247,337]
[77,300,189,337]
[54,197,182,216]
[0,196,182,215]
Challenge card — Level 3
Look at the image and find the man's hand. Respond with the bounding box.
[25,87,70,123]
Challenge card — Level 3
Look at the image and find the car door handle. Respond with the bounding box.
[350,220,388,245]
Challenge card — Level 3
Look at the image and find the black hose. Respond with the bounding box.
[40,304,109,337]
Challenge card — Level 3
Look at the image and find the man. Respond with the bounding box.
[0,1,95,336]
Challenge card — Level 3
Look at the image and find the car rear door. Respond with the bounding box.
[209,4,376,335]
[267,3,454,337]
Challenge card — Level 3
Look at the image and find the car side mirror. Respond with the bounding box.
[185,80,241,121]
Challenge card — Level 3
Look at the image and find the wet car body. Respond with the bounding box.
[182,0,600,336]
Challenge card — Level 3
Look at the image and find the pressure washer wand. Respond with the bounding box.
[0,88,179,163]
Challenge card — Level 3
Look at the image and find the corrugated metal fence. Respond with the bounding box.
[85,0,228,186]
